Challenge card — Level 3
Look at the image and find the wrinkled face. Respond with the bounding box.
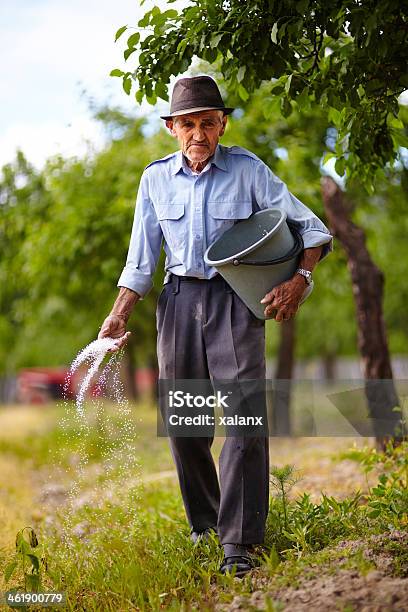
[166,110,227,163]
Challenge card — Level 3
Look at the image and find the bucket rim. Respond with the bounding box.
[204,208,288,267]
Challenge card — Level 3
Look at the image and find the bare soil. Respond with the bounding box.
[217,531,408,612]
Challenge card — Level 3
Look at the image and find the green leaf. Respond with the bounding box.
[327,496,340,512]
[204,47,217,63]
[151,13,166,27]
[391,129,408,148]
[155,82,168,101]
[270,86,284,95]
[124,47,137,61]
[4,560,18,582]
[280,97,292,118]
[271,22,279,44]
[114,25,127,42]
[138,12,150,28]
[371,486,386,497]
[146,92,157,105]
[27,528,38,548]
[184,6,200,21]
[127,32,140,48]
[25,573,40,591]
[16,532,30,554]
[135,90,144,104]
[122,77,132,95]
[322,152,336,164]
[237,66,246,83]
[177,39,188,54]
[357,84,365,99]
[163,9,178,18]
[296,87,311,111]
[110,69,124,77]
[27,554,40,571]
[270,76,286,93]
[263,96,281,119]
[285,74,292,94]
[238,83,249,101]
[328,106,342,126]
[335,157,346,175]
[210,33,223,49]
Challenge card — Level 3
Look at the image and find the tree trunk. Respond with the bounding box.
[323,351,336,381]
[271,317,296,435]
[321,177,401,444]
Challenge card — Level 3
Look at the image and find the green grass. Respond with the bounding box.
[0,402,407,610]
[0,401,175,473]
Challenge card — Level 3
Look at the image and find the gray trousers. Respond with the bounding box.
[156,274,269,545]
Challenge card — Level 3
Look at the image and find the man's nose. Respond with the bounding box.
[192,126,205,141]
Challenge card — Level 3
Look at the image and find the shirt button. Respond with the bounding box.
[195,234,201,240]
[198,262,202,267]
[195,207,200,212]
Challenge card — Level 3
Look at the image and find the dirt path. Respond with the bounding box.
[34,435,376,512]
[217,531,408,611]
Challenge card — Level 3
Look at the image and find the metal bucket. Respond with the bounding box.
[204,209,313,320]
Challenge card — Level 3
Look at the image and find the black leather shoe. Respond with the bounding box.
[190,527,217,544]
[220,554,254,577]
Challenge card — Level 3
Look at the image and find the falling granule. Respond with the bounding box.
[55,337,140,551]
[70,338,118,417]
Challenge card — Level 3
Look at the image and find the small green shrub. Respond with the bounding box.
[4,527,48,593]
[265,441,408,560]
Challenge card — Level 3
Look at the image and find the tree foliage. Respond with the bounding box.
[113,0,408,184]
[0,116,175,372]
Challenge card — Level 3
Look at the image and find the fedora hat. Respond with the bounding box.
[160,75,234,120]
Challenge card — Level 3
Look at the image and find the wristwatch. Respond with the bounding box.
[296,268,313,285]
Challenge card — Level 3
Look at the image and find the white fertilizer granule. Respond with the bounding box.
[69,337,119,417]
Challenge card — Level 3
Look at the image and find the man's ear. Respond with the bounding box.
[165,119,176,136]
[219,115,228,137]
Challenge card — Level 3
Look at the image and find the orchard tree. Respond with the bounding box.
[112,0,407,185]
[0,113,176,383]
[0,152,52,372]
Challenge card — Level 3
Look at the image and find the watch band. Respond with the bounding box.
[296,268,312,285]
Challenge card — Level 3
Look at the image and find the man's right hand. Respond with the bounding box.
[98,314,131,352]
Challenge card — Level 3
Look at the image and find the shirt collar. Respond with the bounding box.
[171,144,228,175]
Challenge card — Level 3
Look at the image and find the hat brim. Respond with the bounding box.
[160,106,234,120]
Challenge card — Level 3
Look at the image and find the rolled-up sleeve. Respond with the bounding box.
[117,170,163,297]
[253,160,333,261]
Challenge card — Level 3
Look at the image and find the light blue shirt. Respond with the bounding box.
[118,144,333,297]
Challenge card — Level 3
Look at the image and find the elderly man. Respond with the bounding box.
[99,76,333,576]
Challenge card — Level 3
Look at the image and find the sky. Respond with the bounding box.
[0,0,174,168]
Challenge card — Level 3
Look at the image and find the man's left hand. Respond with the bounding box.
[260,275,306,321]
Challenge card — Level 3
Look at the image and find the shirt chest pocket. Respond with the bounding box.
[207,200,253,243]
[156,204,186,249]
